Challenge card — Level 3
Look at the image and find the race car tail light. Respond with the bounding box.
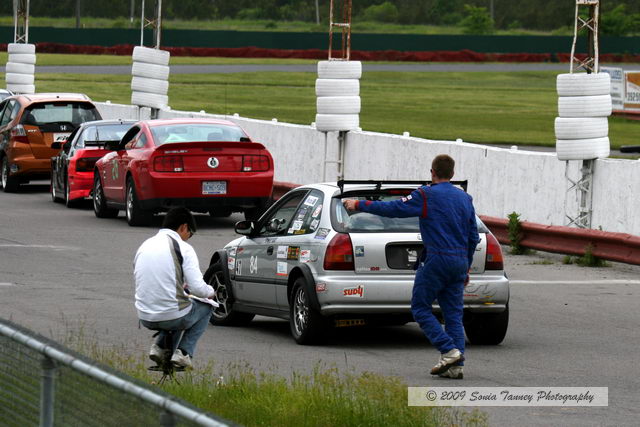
[154,155,184,172]
[324,233,355,270]
[242,155,270,172]
[485,233,504,270]
[10,125,28,143]
[76,157,102,172]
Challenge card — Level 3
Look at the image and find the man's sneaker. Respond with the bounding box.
[149,343,163,365]
[430,348,464,375]
[438,366,464,379]
[171,349,192,369]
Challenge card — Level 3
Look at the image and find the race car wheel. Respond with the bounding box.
[204,261,255,326]
[93,175,118,218]
[125,177,153,226]
[65,177,80,208]
[51,170,63,203]
[290,278,327,345]
[1,156,19,193]
[463,305,509,345]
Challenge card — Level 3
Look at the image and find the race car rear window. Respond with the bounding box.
[21,102,100,127]
[332,193,488,233]
[150,124,248,145]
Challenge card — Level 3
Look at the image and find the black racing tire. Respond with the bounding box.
[1,156,20,193]
[50,170,63,203]
[204,261,255,326]
[125,177,153,226]
[64,176,80,208]
[289,278,327,345]
[93,174,118,218]
[463,305,509,345]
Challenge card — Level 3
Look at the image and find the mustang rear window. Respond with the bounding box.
[22,102,100,127]
[150,124,248,145]
[332,193,488,233]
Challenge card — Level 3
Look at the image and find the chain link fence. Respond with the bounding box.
[0,317,232,427]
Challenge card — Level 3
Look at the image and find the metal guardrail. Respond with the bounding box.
[0,317,231,427]
[480,215,640,265]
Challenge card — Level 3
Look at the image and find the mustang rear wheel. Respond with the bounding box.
[463,305,509,345]
[93,175,118,218]
[290,278,327,345]
[125,178,153,226]
[204,261,254,326]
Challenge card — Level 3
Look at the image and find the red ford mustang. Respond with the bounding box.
[92,118,274,226]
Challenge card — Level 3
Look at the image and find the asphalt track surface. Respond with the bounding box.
[1,185,639,426]
[5,62,639,75]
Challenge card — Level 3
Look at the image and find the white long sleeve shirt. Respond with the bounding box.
[134,228,214,322]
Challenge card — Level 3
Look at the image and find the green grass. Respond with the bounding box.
[2,54,639,147]
[0,15,564,35]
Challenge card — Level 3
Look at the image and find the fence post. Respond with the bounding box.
[40,356,56,427]
[160,410,177,427]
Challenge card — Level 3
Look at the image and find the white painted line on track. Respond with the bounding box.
[0,283,15,286]
[0,244,78,250]
[510,279,640,286]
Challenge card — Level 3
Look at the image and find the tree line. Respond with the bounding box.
[1,1,639,34]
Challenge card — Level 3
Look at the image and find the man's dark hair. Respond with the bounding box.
[432,154,455,180]
[162,207,197,233]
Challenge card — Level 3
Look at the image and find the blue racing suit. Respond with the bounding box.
[356,182,479,361]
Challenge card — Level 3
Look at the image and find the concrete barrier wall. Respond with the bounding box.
[95,102,636,235]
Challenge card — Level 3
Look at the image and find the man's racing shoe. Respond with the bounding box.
[149,343,163,365]
[438,365,464,379]
[430,348,464,375]
[171,349,193,369]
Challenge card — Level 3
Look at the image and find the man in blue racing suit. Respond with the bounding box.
[343,154,479,379]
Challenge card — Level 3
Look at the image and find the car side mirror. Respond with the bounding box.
[51,141,61,149]
[235,220,255,236]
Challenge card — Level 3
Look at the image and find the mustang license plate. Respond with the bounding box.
[202,181,227,195]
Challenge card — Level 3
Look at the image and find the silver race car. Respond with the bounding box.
[204,181,509,345]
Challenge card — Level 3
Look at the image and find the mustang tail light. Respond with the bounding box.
[154,156,184,172]
[324,233,355,270]
[242,155,270,172]
[76,157,102,172]
[485,233,504,270]
[10,125,29,143]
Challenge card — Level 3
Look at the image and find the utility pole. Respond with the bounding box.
[130,0,135,27]
[315,0,320,25]
[75,0,81,29]
[489,0,494,22]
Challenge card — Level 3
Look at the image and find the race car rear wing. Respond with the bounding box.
[337,180,468,194]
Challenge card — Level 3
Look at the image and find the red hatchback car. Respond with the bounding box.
[92,118,275,226]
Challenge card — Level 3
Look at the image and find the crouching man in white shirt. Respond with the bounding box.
[134,207,215,369]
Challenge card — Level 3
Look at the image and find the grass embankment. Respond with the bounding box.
[0,16,565,35]
[0,53,637,147]
[68,335,486,427]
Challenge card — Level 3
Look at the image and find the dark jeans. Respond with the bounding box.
[140,300,212,357]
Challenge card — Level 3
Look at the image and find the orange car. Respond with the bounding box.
[0,93,102,192]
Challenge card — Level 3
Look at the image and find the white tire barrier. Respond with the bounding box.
[131,62,170,80]
[317,61,362,79]
[131,91,168,110]
[558,95,612,118]
[131,76,169,95]
[554,117,609,140]
[5,62,35,75]
[6,83,35,94]
[557,73,611,97]
[315,114,359,132]
[8,43,35,54]
[132,46,170,66]
[556,137,610,161]
[8,53,36,65]
[5,73,34,85]
[317,96,361,114]
[315,79,360,97]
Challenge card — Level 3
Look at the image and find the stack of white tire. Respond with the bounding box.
[131,46,170,109]
[315,60,362,132]
[5,43,36,94]
[555,73,611,160]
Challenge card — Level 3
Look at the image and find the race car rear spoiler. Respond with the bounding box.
[337,180,468,194]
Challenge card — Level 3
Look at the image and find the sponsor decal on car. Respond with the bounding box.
[343,285,364,298]
[312,205,322,218]
[315,282,327,292]
[235,259,242,275]
[291,220,303,231]
[310,219,319,230]
[304,195,319,206]
[315,228,331,240]
[287,246,300,260]
[300,249,311,263]
[294,229,306,235]
[249,255,258,274]
[295,207,308,220]
[355,246,365,257]
[277,245,288,259]
[276,261,288,276]
[227,256,236,271]
[228,247,237,257]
